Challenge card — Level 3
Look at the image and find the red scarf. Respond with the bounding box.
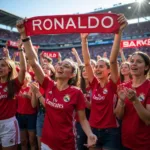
[24,13,120,36]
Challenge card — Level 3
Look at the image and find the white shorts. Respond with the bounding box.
[41,143,52,150]
[0,116,20,147]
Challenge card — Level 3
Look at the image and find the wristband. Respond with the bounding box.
[18,48,23,51]
[22,37,30,42]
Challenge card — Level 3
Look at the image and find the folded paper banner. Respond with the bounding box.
[42,51,59,58]
[121,38,150,48]
[24,13,120,36]
[7,40,39,49]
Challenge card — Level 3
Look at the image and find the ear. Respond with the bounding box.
[145,66,149,72]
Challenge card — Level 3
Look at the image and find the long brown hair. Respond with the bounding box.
[0,58,18,99]
[80,65,87,94]
[120,61,132,83]
[64,59,80,87]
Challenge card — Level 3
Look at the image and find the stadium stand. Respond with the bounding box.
[0,0,150,61]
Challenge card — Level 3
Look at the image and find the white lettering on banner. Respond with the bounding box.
[88,16,99,29]
[78,17,87,29]
[66,18,76,29]
[32,16,114,31]
[54,18,64,29]
[122,38,150,48]
[93,94,105,101]
[43,19,53,30]
[43,52,57,58]
[46,99,64,108]
[101,16,113,28]
[33,20,42,30]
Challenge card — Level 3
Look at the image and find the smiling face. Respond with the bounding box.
[130,54,149,77]
[94,60,110,80]
[55,60,75,81]
[120,63,130,76]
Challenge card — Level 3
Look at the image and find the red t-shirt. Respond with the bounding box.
[41,77,86,150]
[0,78,22,120]
[76,87,91,122]
[89,77,119,129]
[16,86,37,114]
[121,80,150,150]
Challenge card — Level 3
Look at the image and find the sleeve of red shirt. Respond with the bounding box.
[76,90,86,110]
[146,85,150,104]
[14,77,24,94]
[41,76,54,92]
[109,79,117,93]
[89,76,99,90]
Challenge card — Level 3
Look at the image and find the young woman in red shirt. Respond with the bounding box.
[115,51,150,150]
[0,48,26,150]
[16,19,97,150]
[81,14,128,150]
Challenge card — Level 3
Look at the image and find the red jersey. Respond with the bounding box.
[41,77,86,150]
[121,80,150,150]
[76,87,91,122]
[89,77,119,129]
[0,78,22,120]
[16,86,37,114]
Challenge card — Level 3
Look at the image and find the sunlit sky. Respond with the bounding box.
[0,0,136,18]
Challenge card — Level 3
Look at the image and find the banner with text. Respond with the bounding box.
[6,40,39,49]
[42,51,59,58]
[121,38,150,48]
[24,13,120,36]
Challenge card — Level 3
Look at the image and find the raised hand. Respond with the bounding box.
[3,47,9,56]
[117,14,128,32]
[117,85,126,101]
[30,82,39,93]
[71,48,78,56]
[80,33,89,40]
[103,52,107,58]
[124,87,137,102]
[16,19,27,36]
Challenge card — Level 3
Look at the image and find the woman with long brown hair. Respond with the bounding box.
[0,48,26,150]
[81,14,128,150]
[115,51,150,150]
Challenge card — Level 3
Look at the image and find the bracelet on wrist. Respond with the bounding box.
[37,95,42,100]
[18,48,24,51]
[22,37,30,42]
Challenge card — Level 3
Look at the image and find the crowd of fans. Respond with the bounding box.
[0,14,150,150]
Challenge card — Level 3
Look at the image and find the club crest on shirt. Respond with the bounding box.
[138,93,145,102]
[49,91,52,94]
[3,87,8,92]
[63,94,70,102]
[103,88,108,95]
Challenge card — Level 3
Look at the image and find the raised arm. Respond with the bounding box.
[3,47,11,59]
[71,48,82,66]
[120,48,126,62]
[110,14,128,83]
[81,33,94,83]
[16,19,45,85]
